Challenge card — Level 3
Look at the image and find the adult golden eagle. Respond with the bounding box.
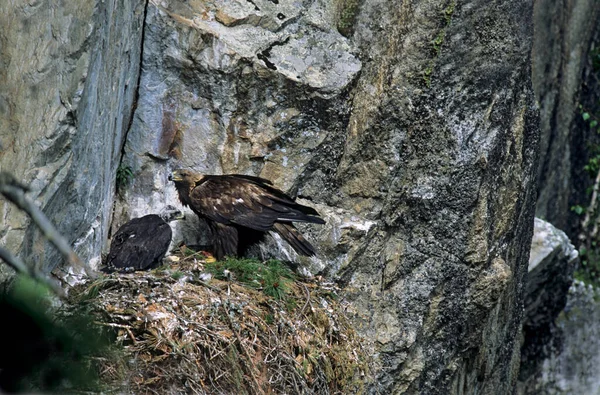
[168,169,325,260]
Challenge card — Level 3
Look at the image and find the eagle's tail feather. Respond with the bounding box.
[277,214,325,225]
[273,223,317,257]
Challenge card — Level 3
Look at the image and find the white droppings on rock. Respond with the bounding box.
[339,217,376,233]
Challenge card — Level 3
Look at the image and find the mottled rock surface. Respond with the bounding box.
[115,0,540,393]
[519,281,600,394]
[0,0,146,276]
[533,0,600,235]
[339,0,539,391]
[1,0,542,393]
[519,218,578,391]
[112,0,362,265]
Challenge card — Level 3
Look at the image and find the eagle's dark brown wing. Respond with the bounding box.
[105,215,172,272]
[272,222,316,256]
[223,174,273,186]
[189,175,324,232]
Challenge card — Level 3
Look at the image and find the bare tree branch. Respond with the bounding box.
[0,172,97,281]
[579,166,600,254]
[0,172,29,192]
[0,246,66,297]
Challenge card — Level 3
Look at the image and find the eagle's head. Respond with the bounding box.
[159,205,185,222]
[168,169,204,208]
[168,169,204,186]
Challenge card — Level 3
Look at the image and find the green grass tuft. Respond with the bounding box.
[170,271,185,280]
[205,258,295,300]
[116,165,134,189]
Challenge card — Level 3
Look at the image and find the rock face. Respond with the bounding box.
[533,0,600,235]
[2,0,541,393]
[112,0,363,260]
[0,0,145,275]
[339,0,539,391]
[518,218,578,391]
[115,0,540,393]
[520,281,600,394]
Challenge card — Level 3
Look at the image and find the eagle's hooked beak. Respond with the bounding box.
[169,171,182,182]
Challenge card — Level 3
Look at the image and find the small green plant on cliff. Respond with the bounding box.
[116,165,133,190]
[422,0,456,87]
[337,0,361,38]
[576,246,600,285]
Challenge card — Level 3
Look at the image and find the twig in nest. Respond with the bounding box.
[300,282,312,315]
[581,168,600,233]
[189,278,221,292]
[94,321,138,344]
[220,299,266,395]
[589,172,600,242]
[0,172,97,279]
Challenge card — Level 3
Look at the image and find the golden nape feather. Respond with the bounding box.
[168,169,325,260]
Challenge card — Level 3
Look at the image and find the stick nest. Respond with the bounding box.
[66,251,370,394]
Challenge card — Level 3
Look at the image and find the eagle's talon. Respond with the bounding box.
[201,251,217,263]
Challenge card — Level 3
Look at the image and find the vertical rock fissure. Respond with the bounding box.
[108,0,151,241]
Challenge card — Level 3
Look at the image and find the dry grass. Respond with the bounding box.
[67,250,370,394]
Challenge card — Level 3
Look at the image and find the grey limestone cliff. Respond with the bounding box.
[518,218,578,393]
[0,0,146,276]
[115,0,540,393]
[1,0,541,393]
[520,281,600,395]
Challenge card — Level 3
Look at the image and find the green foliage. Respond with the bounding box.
[573,46,600,285]
[337,0,361,38]
[575,247,600,285]
[422,0,456,87]
[591,46,600,72]
[116,165,134,189]
[263,313,274,324]
[0,275,112,393]
[170,271,185,280]
[423,66,434,88]
[579,104,600,135]
[443,0,455,23]
[432,31,446,55]
[584,156,600,176]
[205,258,295,300]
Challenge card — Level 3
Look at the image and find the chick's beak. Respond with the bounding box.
[168,174,173,181]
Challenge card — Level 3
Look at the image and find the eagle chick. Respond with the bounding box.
[103,206,184,273]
